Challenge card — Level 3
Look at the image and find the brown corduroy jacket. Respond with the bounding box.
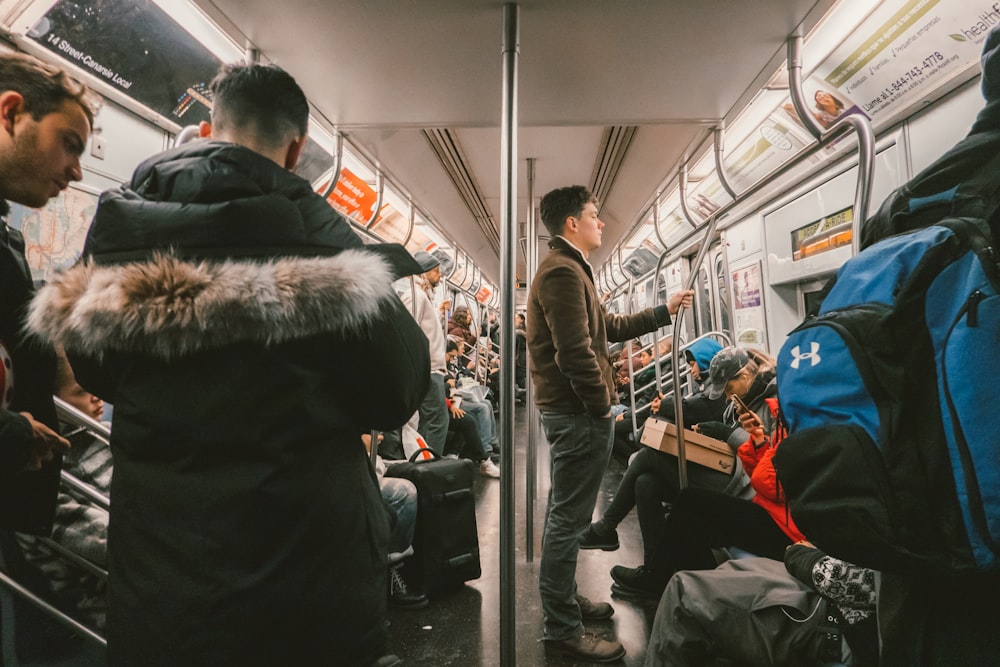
[527,236,671,417]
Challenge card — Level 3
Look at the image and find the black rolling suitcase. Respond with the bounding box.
[384,450,481,596]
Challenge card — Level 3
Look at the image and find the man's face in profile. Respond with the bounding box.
[0,98,90,208]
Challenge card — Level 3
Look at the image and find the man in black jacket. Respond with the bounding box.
[29,63,429,667]
[0,52,96,533]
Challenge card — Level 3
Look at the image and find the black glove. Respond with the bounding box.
[695,421,735,441]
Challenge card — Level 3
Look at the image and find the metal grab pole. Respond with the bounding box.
[525,157,538,563]
[499,5,519,666]
[667,165,723,490]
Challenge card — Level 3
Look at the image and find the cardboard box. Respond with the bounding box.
[640,418,737,474]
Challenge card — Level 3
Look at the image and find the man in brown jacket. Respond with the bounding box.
[527,185,692,662]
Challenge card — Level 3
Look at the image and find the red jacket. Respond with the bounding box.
[736,397,805,543]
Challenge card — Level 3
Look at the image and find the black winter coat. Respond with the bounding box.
[0,211,61,534]
[29,142,430,667]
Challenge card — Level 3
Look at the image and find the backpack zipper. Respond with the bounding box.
[942,297,1000,562]
[963,290,984,327]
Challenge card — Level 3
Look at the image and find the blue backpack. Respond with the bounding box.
[774,217,1000,574]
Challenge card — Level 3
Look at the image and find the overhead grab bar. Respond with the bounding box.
[609,91,876,289]
[402,200,415,246]
[319,132,344,200]
[714,127,738,201]
[677,165,700,228]
[604,32,877,289]
[787,35,826,140]
[652,192,668,250]
[616,247,628,284]
[364,172,385,230]
[786,34,875,252]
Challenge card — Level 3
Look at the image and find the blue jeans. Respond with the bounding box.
[417,373,449,455]
[381,476,417,558]
[461,398,498,458]
[539,411,615,640]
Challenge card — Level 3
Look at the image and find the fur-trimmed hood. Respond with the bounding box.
[28,248,395,361]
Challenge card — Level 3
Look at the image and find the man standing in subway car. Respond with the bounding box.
[0,52,95,534]
[29,63,428,667]
[527,185,693,662]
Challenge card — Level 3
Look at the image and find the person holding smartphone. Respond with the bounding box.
[609,346,806,599]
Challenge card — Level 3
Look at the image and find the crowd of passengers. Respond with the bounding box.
[6,29,1000,667]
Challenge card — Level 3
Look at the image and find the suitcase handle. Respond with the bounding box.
[407,448,441,463]
[432,488,473,503]
[447,552,477,567]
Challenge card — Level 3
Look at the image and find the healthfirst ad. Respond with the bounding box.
[812,0,994,123]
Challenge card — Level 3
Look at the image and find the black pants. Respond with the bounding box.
[602,447,732,565]
[662,487,793,571]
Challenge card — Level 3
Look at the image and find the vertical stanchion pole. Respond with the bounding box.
[525,157,536,563]
[499,5,519,666]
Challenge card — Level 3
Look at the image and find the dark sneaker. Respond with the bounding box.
[579,523,620,551]
[545,631,625,662]
[610,582,662,601]
[576,593,614,620]
[609,564,668,599]
[389,564,428,610]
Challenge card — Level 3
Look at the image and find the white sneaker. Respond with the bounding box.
[443,454,458,459]
[480,459,501,478]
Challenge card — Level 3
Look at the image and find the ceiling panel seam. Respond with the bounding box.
[422,128,500,253]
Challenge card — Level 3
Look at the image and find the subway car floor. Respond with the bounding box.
[386,406,656,666]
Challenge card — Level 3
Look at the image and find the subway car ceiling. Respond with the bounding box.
[0,0,987,295]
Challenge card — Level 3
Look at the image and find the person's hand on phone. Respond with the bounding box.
[650,391,666,415]
[737,410,765,445]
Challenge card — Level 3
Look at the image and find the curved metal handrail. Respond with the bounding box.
[319,132,344,200]
[363,172,386,230]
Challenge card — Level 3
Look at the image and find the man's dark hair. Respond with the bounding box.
[539,185,598,237]
[0,52,98,127]
[209,63,309,150]
[446,339,459,354]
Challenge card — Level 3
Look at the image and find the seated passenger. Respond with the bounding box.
[646,542,878,666]
[17,348,111,630]
[606,347,796,599]
[610,337,727,460]
[448,306,479,353]
[443,384,501,479]
[614,339,644,389]
[446,340,498,459]
[652,338,726,426]
[584,345,747,567]
[362,433,427,610]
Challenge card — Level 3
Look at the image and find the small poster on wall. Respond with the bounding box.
[731,261,768,349]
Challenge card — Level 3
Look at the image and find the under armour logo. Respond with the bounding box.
[790,342,821,369]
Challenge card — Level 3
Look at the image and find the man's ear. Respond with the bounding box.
[198,120,212,138]
[283,136,306,171]
[0,91,25,135]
